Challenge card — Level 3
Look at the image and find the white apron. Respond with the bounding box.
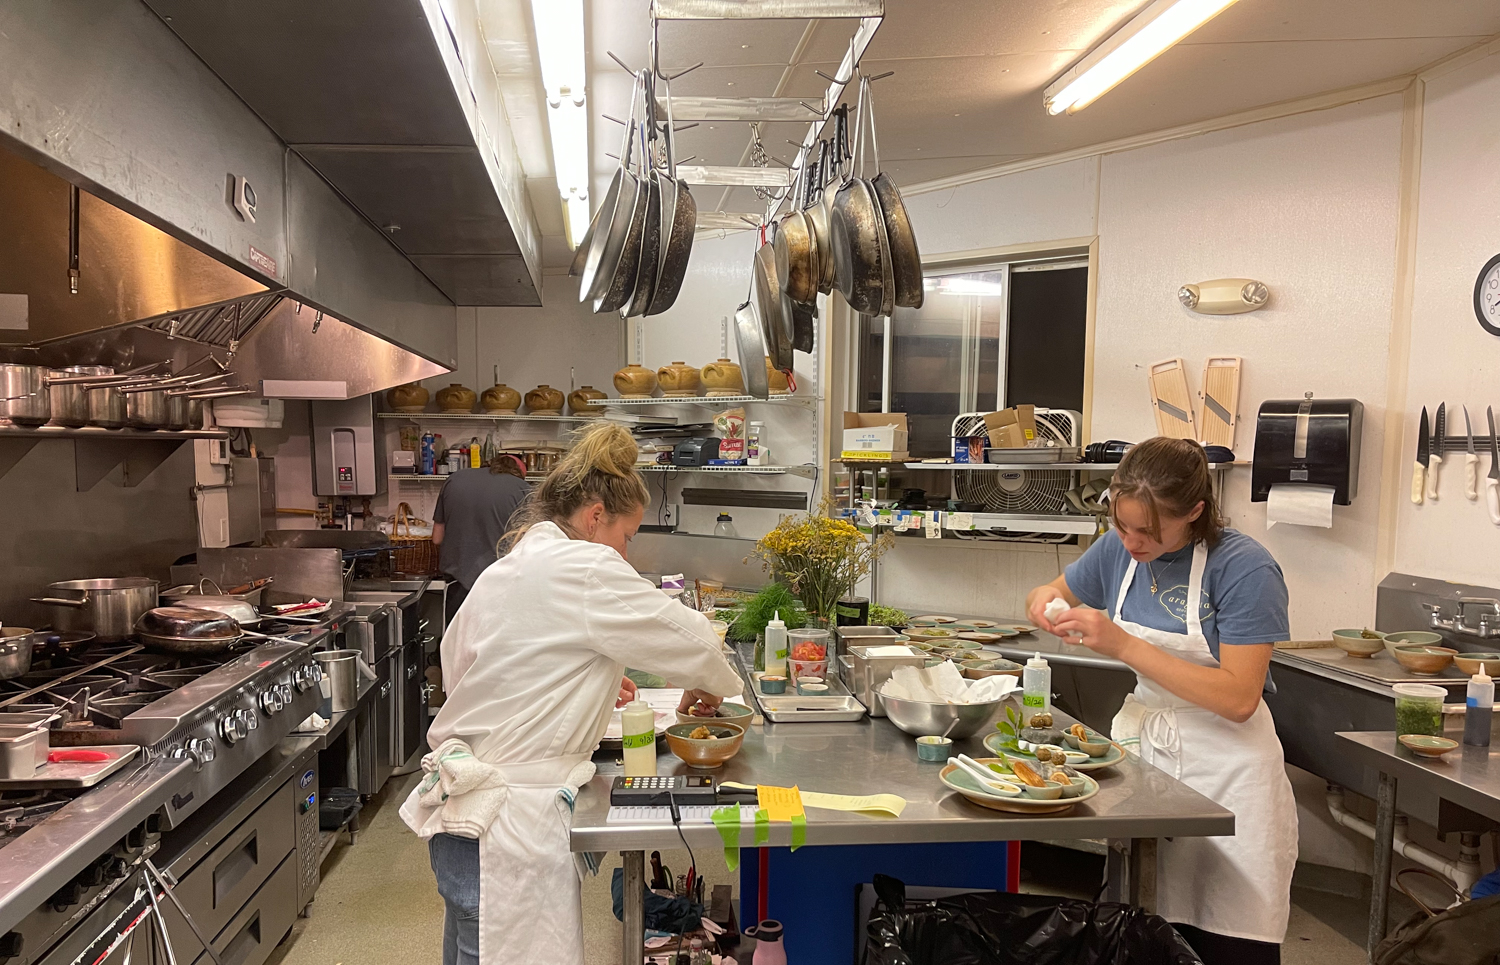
[1108,541,1298,943]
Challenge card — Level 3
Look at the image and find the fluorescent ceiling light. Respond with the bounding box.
[530,0,590,248]
[1044,0,1240,115]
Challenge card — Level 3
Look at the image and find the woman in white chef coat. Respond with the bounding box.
[402,423,744,965]
[1025,437,1297,965]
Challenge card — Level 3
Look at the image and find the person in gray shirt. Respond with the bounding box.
[432,454,530,617]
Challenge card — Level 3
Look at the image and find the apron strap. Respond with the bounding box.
[1185,541,1208,639]
[1114,558,1138,619]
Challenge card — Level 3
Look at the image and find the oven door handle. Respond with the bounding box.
[144,858,224,965]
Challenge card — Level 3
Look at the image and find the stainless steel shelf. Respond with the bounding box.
[856,509,1099,536]
[902,461,1245,471]
[0,425,228,440]
[376,411,677,426]
[637,463,817,478]
[594,395,811,407]
[389,473,549,484]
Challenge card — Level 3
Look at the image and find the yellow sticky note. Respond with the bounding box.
[800,791,907,818]
[757,784,805,822]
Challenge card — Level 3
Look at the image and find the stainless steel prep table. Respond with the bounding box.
[1336,729,1500,956]
[573,708,1233,965]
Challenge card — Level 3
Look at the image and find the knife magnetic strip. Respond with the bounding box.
[1427,435,1500,453]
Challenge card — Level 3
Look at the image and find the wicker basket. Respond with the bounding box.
[389,502,438,576]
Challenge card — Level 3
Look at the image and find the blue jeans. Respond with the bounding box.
[429,833,481,965]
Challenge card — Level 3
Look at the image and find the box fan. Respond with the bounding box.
[950,408,1082,543]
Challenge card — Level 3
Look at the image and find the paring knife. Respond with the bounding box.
[1464,406,1480,500]
[1413,407,1429,505]
[1488,407,1500,524]
[1427,402,1445,500]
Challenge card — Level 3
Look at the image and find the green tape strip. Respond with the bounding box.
[711,807,741,872]
[754,809,769,846]
[790,813,807,852]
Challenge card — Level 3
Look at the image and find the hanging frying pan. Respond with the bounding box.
[791,298,816,354]
[754,239,795,371]
[865,80,923,309]
[568,204,600,278]
[595,74,653,315]
[773,160,818,305]
[624,73,663,318]
[830,78,891,316]
[733,295,770,400]
[806,139,834,295]
[816,108,848,296]
[582,73,645,307]
[646,75,696,316]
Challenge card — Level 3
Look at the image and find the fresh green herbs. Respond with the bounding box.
[868,604,909,628]
[727,582,808,643]
[992,705,1023,752]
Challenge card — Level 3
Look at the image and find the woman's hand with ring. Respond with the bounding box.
[1051,607,1133,658]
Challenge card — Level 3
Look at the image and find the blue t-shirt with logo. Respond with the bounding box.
[1063,528,1288,691]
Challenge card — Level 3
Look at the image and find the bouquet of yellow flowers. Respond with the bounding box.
[752,497,894,625]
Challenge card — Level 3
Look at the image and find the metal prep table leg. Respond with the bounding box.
[621,850,646,965]
[1368,771,1398,957]
[1103,838,1158,912]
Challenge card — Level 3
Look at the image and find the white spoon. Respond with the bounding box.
[952,754,1020,795]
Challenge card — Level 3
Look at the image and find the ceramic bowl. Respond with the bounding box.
[1392,645,1458,676]
[1383,630,1444,660]
[797,678,827,696]
[1054,774,1089,798]
[1453,652,1500,676]
[1398,734,1459,758]
[1064,726,1114,757]
[1018,781,1065,801]
[1332,628,1386,659]
[905,628,961,643]
[759,675,787,695]
[915,736,952,762]
[676,701,753,727]
[664,721,745,769]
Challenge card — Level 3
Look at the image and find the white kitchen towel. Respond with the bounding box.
[1266,484,1335,528]
[410,738,510,838]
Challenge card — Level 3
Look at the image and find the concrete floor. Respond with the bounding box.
[266,777,1378,965]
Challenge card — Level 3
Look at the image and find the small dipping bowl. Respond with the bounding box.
[1453,652,1500,676]
[1064,728,1114,757]
[1054,775,1088,798]
[1392,645,1458,676]
[759,675,787,695]
[798,681,829,696]
[1332,628,1386,659]
[1019,781,1065,801]
[1383,630,1442,660]
[708,620,729,643]
[915,735,952,762]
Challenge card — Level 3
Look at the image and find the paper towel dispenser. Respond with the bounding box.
[1251,395,1362,504]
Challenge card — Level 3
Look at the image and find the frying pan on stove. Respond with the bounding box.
[134,607,302,656]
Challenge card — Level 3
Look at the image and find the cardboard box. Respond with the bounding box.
[843,412,908,455]
[983,405,1038,449]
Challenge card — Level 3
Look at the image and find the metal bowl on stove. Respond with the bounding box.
[0,636,34,680]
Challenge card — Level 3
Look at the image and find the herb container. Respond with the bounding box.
[1393,683,1446,738]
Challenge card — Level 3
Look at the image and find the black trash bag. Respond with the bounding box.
[610,867,705,934]
[863,874,1203,965]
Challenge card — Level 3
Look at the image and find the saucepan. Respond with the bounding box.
[32,577,159,643]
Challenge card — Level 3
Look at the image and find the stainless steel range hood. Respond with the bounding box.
[0,143,447,395]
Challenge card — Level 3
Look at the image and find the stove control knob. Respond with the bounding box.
[185,738,215,769]
[278,683,295,705]
[218,714,247,744]
[104,858,129,881]
[0,930,23,960]
[293,666,317,692]
[239,708,259,731]
[259,689,284,715]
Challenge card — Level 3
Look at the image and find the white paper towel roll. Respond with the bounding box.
[1266,484,1336,528]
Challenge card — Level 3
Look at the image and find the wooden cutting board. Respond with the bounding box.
[1199,355,1242,448]
[1149,358,1197,439]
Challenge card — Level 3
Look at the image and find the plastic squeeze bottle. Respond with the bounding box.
[764,611,789,677]
[1464,671,1494,747]
[621,700,657,776]
[1022,654,1052,724]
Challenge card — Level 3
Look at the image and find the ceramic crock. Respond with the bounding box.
[658,361,701,398]
[480,383,521,413]
[525,384,565,414]
[701,359,744,397]
[613,364,657,399]
[434,383,476,412]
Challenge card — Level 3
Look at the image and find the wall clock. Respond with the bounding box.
[1474,253,1500,336]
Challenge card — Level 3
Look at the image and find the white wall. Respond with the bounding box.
[1395,52,1500,584]
[879,97,1406,637]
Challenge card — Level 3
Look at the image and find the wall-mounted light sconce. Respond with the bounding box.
[1178,278,1269,315]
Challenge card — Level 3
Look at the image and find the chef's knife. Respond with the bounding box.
[1412,406,1429,505]
[1427,402,1445,500]
[1488,407,1500,524]
[1464,406,1479,500]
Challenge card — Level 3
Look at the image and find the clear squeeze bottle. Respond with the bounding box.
[764,611,788,677]
[1464,671,1493,747]
[1022,654,1052,724]
[621,700,657,776]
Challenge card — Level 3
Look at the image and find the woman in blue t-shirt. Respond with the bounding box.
[1026,437,1297,965]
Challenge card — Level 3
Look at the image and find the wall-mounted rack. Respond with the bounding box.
[639,463,816,478]
[595,395,813,409]
[0,425,227,491]
[376,411,678,426]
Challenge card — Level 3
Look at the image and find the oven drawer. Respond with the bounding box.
[164,778,295,948]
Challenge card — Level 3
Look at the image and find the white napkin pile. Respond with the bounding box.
[1043,598,1069,622]
[881,664,1019,705]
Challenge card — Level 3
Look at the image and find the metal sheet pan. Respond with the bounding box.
[0,744,138,789]
[746,669,867,723]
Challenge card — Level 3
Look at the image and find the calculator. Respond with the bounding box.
[610,775,717,806]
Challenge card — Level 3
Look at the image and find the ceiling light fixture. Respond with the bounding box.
[530,0,591,248]
[1044,0,1239,115]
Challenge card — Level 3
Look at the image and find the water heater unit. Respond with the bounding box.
[311,397,387,497]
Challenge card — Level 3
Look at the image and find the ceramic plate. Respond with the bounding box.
[1006,624,1038,634]
[940,760,1099,814]
[905,628,962,642]
[965,620,999,629]
[270,600,332,617]
[958,630,1019,643]
[912,615,958,625]
[983,732,1125,772]
[1397,734,1458,758]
